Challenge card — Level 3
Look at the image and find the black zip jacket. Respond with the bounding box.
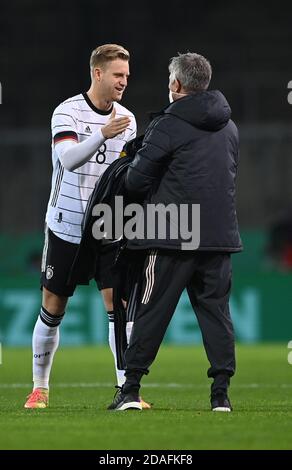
[125,90,242,252]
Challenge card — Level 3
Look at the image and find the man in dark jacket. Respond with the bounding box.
[111,52,242,412]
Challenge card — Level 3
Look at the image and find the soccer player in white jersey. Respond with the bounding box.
[24,44,150,409]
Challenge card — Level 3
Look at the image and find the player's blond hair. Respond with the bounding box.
[90,44,130,74]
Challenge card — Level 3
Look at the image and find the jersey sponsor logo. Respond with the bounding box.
[85,125,92,134]
[46,265,54,280]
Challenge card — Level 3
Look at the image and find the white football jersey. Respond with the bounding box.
[45,93,136,243]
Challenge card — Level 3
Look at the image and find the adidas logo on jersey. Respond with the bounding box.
[85,125,92,134]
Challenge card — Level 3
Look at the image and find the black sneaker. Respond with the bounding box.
[107,387,142,411]
[107,386,123,410]
[211,393,232,412]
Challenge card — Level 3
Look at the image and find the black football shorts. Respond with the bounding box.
[41,227,119,296]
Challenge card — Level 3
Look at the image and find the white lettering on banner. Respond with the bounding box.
[168,288,260,343]
[0,287,260,345]
[0,288,109,346]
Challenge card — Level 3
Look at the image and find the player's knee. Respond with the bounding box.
[42,287,68,315]
[101,288,113,311]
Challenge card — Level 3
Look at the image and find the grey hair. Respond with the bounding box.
[168,52,212,92]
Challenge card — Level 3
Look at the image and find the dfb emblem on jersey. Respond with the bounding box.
[46,265,54,280]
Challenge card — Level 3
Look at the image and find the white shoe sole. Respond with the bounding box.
[212,407,231,412]
[116,401,142,411]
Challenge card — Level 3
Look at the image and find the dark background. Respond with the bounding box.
[1,1,292,345]
[1,0,292,232]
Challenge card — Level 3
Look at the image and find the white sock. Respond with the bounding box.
[32,311,61,390]
[108,322,125,387]
[108,320,134,387]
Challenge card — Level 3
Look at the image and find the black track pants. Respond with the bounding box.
[124,250,235,389]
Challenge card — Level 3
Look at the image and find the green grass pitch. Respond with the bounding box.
[0,344,291,450]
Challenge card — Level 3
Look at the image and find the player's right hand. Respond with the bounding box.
[101,108,131,139]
